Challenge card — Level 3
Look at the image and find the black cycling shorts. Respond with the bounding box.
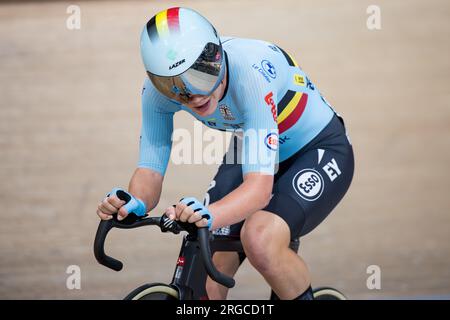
[205,114,354,241]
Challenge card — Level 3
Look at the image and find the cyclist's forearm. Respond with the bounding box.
[208,173,273,229]
[128,167,163,212]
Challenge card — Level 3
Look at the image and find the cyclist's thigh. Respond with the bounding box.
[265,115,355,239]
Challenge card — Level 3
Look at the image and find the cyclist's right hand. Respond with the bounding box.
[96,193,126,221]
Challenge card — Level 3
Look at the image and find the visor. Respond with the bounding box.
[147,42,224,104]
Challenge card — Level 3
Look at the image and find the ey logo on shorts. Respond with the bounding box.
[292,169,324,201]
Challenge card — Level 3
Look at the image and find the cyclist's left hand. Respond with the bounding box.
[165,197,213,229]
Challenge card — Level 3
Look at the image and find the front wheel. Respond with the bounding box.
[313,287,347,300]
[124,283,179,300]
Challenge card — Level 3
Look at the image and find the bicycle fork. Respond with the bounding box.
[170,236,210,300]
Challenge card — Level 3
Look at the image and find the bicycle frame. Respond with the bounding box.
[167,235,243,299]
[169,234,300,300]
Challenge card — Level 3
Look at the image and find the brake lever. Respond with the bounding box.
[160,215,181,234]
[173,220,199,236]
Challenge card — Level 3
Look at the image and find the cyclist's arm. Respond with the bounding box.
[208,172,273,229]
[209,71,278,229]
[128,168,163,212]
[131,79,178,210]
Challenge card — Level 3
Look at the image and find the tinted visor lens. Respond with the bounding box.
[147,42,223,104]
[147,71,191,103]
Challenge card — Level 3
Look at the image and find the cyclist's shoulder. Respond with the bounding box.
[221,36,281,61]
[221,36,276,49]
[222,37,293,101]
[222,37,294,81]
[223,37,303,72]
[141,78,181,113]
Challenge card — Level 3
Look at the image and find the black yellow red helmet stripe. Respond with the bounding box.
[146,7,180,43]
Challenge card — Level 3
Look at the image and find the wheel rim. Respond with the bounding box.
[131,285,179,300]
[313,288,347,300]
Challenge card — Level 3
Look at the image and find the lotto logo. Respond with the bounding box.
[292,169,324,201]
[264,92,278,123]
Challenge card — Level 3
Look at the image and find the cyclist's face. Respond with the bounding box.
[185,71,227,117]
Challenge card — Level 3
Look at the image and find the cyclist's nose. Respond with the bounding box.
[189,94,205,101]
[188,94,209,105]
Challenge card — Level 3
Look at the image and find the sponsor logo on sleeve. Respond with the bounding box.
[279,135,290,145]
[292,169,324,201]
[252,64,271,83]
[294,74,306,86]
[261,60,277,79]
[264,92,278,123]
[264,132,279,151]
[306,76,315,90]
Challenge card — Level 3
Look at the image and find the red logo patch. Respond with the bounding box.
[177,257,185,266]
[264,92,277,123]
[265,132,279,151]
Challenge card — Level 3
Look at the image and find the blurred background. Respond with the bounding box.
[0,0,449,299]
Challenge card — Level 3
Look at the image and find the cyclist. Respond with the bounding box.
[96,7,354,300]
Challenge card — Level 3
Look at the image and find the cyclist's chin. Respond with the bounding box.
[190,99,217,117]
